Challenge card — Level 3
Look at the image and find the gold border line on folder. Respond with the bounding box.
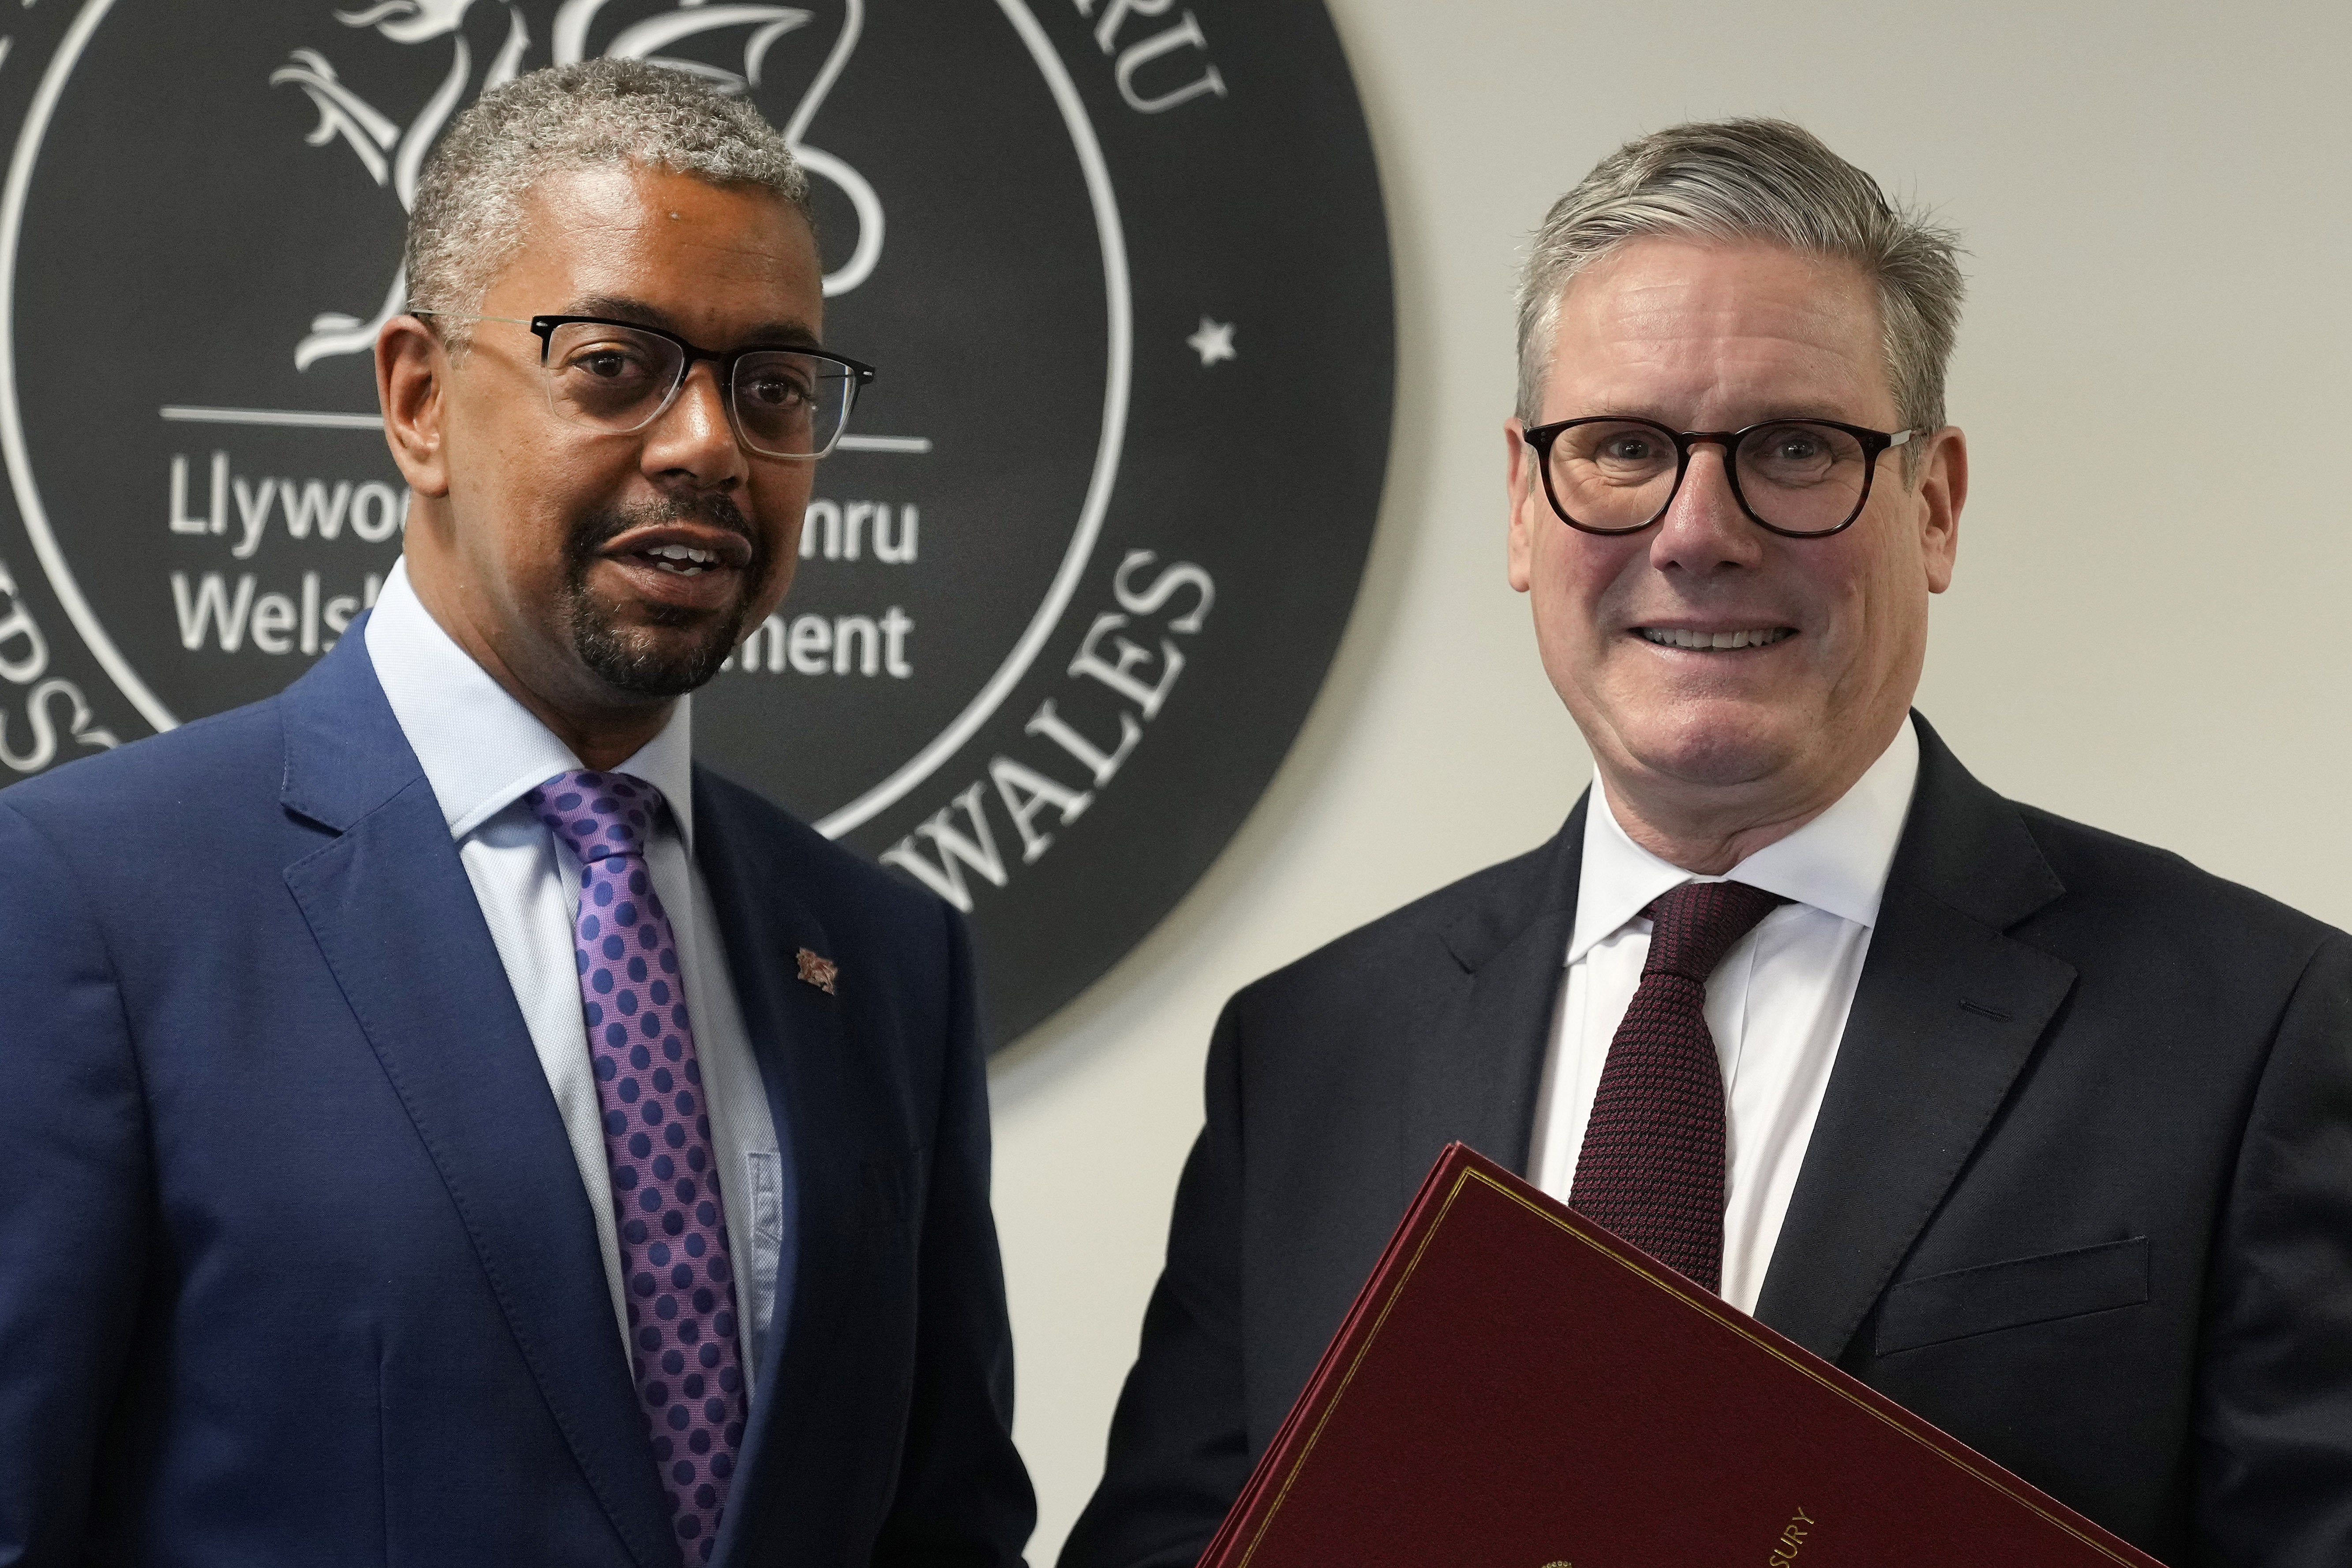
[1233,1169,1479,1568]
[1464,1171,2149,1568]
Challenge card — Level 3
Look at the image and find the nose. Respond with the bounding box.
[1649,438,1762,576]
[640,359,749,493]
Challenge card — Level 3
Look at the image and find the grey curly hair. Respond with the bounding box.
[1515,119,1965,446]
[404,58,812,350]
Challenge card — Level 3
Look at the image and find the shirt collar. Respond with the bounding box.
[1566,716,1920,965]
[363,556,697,847]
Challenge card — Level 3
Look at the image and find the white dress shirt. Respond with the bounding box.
[365,558,786,1386]
[1528,719,1919,1314]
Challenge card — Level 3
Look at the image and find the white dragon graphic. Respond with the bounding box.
[270,0,881,370]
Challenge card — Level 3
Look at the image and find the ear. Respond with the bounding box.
[1506,418,1539,594]
[377,314,450,499]
[1914,424,1966,594]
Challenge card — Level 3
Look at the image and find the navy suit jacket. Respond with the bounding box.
[1063,716,2352,1568]
[0,629,1034,1566]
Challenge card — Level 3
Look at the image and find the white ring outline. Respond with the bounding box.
[816,0,1128,837]
[0,0,169,731]
[0,0,1131,830]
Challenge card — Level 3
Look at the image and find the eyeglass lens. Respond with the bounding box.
[1546,419,1874,535]
[542,320,856,457]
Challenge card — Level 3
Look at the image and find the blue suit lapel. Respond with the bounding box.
[691,771,854,1566]
[277,630,679,1568]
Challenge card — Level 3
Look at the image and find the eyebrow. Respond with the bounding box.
[1580,404,1873,429]
[566,293,822,350]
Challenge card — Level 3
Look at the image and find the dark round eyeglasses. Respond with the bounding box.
[417,311,876,460]
[1521,415,1923,538]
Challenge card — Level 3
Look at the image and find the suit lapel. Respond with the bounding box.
[1754,717,2077,1360]
[1403,798,1587,1194]
[689,773,850,1566]
[277,634,678,1568]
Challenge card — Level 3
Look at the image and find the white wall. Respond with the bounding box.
[989,3,2352,1559]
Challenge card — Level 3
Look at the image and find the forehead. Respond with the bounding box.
[1539,237,1890,424]
[490,163,821,339]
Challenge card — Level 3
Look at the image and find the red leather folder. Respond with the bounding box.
[1200,1143,2165,1567]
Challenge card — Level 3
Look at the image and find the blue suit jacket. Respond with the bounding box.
[0,629,1034,1566]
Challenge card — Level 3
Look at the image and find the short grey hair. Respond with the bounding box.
[1514,118,1965,445]
[405,59,812,349]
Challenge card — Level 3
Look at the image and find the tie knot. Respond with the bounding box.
[1640,880,1786,984]
[524,771,663,864]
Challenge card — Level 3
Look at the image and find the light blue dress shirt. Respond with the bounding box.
[364,558,784,1389]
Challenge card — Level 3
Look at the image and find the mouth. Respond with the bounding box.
[1635,626,1797,652]
[590,520,760,614]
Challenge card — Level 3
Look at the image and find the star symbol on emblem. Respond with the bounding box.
[796,947,839,995]
[1187,316,1238,367]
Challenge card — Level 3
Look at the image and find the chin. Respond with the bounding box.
[1612,700,1805,792]
[569,609,743,699]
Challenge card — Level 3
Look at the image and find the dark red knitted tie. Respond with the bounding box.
[1570,880,1786,1294]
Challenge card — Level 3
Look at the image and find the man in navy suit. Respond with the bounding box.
[0,61,1032,1566]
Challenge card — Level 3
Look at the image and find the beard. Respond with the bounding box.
[560,493,765,698]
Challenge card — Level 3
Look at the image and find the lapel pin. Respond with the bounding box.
[796,947,839,996]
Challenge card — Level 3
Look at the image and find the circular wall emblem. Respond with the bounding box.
[0,0,1392,1044]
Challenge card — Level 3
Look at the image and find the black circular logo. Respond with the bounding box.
[0,0,1392,1044]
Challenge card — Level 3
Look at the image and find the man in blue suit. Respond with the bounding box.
[0,61,1032,1566]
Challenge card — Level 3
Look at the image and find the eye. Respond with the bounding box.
[1571,424,1676,475]
[739,367,814,409]
[1741,422,1864,484]
[561,341,659,384]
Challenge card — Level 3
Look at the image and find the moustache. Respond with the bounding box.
[566,493,760,566]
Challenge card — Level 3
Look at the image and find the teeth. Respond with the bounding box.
[1639,627,1793,650]
[638,543,722,576]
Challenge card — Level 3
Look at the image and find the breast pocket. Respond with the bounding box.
[1876,1237,2150,1356]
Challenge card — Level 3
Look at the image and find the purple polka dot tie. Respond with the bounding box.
[526,770,744,1564]
[1570,880,1786,1294]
